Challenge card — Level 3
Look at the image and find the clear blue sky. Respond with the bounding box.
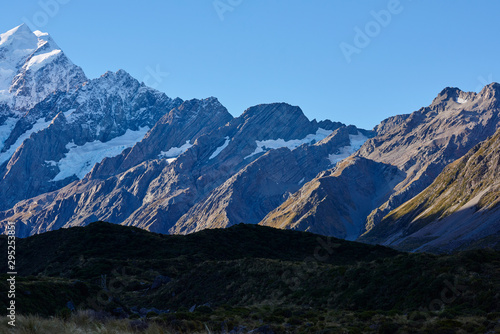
[1,0,499,129]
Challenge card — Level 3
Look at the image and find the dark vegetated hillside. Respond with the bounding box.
[0,221,398,278]
[0,221,499,331]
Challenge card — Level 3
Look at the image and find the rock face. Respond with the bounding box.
[359,84,500,232]
[1,23,499,252]
[0,69,182,210]
[359,128,500,252]
[119,103,354,234]
[172,126,369,234]
[0,95,370,236]
[260,84,500,243]
[260,157,403,240]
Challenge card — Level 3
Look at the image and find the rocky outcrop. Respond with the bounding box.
[359,128,500,252]
[172,126,369,234]
[359,83,500,233]
[0,70,181,210]
[259,157,403,239]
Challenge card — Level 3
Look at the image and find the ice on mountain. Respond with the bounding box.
[158,140,193,161]
[209,136,230,160]
[0,117,52,165]
[245,128,333,159]
[0,117,18,151]
[328,132,368,165]
[52,127,150,181]
[25,49,62,72]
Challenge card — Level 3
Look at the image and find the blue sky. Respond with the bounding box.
[1,0,499,129]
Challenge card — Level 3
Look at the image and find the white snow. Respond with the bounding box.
[245,128,333,159]
[63,109,76,121]
[25,49,61,71]
[0,117,52,165]
[0,68,15,93]
[0,24,39,92]
[0,24,36,49]
[0,117,18,151]
[0,24,71,109]
[158,140,193,162]
[456,97,468,104]
[52,127,149,181]
[209,136,230,160]
[328,132,369,165]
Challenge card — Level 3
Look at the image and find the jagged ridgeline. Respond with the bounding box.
[1,22,500,333]
[1,22,500,254]
[0,26,371,239]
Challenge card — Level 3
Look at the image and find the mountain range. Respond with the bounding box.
[0,24,499,253]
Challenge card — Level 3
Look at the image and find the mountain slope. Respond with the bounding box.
[1,100,370,236]
[0,97,231,235]
[260,156,403,239]
[171,126,371,234]
[260,84,500,245]
[359,128,500,252]
[360,84,500,231]
[0,70,182,210]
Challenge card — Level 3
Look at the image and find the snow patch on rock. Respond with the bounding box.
[328,132,369,165]
[158,140,193,162]
[0,117,52,165]
[52,127,150,181]
[209,136,230,160]
[245,128,332,159]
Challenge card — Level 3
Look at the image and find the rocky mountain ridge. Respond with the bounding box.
[1,99,369,236]
[359,127,500,252]
[262,84,500,250]
[0,24,499,253]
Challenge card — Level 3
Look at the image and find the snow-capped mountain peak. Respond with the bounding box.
[0,24,39,92]
[0,24,87,111]
[0,23,36,49]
